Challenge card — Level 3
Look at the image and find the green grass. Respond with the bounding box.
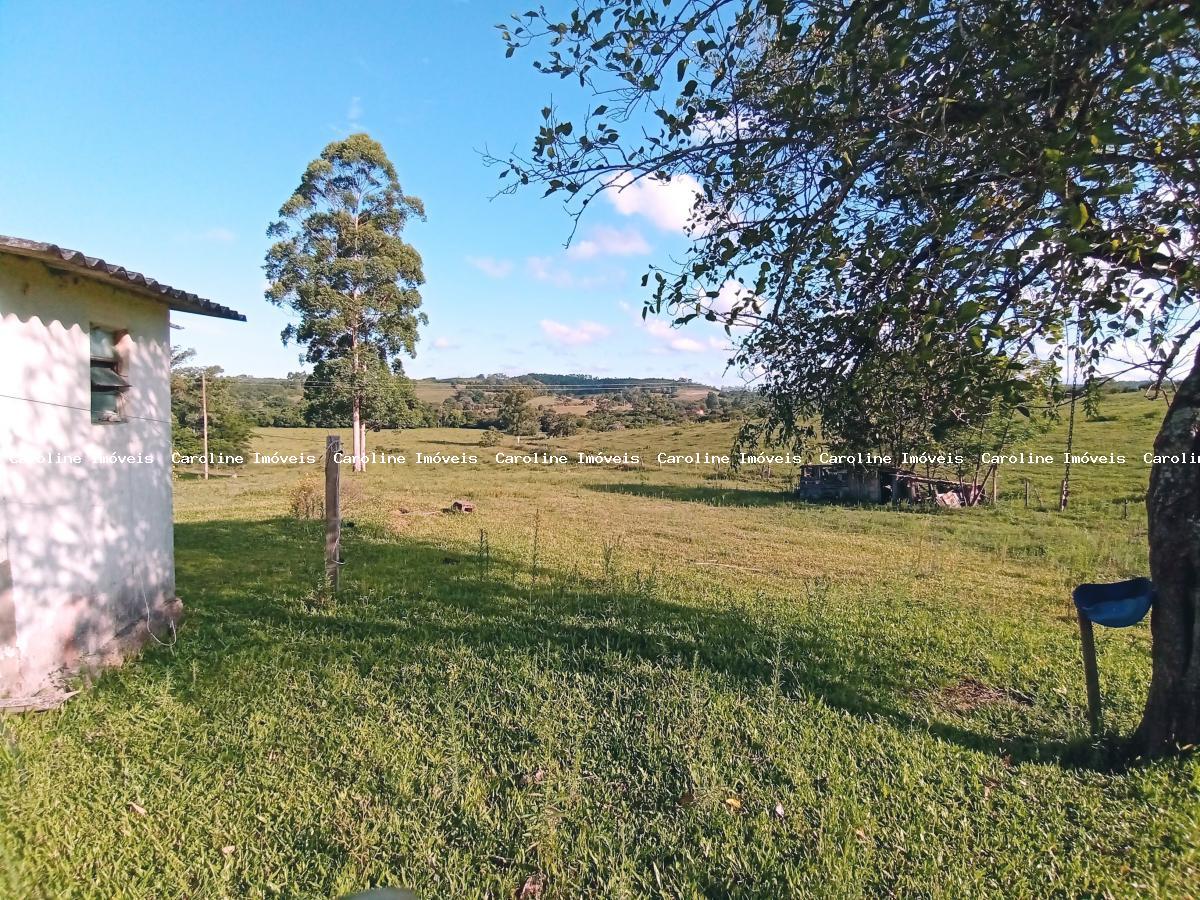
[1,391,1198,897]
[411,379,458,405]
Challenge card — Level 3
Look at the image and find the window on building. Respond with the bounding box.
[90,327,129,423]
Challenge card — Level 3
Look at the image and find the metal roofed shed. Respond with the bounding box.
[0,235,243,703]
[793,464,985,507]
[0,235,246,322]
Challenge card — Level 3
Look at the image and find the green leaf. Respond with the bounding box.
[1072,202,1089,230]
[956,301,980,323]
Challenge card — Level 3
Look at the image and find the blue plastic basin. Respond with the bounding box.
[1073,577,1155,628]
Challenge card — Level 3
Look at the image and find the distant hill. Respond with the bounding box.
[219,372,742,429]
[416,373,716,398]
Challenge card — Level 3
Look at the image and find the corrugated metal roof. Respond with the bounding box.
[0,235,246,322]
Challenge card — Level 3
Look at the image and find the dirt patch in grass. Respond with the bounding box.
[937,677,1034,713]
[389,508,443,529]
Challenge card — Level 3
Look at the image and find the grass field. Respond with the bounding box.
[411,379,715,414]
[411,379,459,405]
[1,392,1198,897]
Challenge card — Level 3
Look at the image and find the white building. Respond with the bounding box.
[0,236,244,700]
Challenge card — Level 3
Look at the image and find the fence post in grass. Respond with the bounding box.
[200,370,209,481]
[325,434,341,591]
[1024,478,1030,509]
[1076,609,1103,737]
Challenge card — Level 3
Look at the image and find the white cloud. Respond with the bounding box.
[692,111,764,145]
[641,317,707,353]
[605,171,702,232]
[431,336,459,350]
[643,319,673,338]
[526,255,562,284]
[669,336,706,352]
[348,96,363,123]
[567,225,651,260]
[696,279,760,323]
[525,256,616,290]
[467,256,514,278]
[709,279,748,315]
[540,319,611,346]
[626,303,739,356]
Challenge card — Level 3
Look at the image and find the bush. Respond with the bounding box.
[480,428,501,447]
[288,474,324,519]
[288,470,365,519]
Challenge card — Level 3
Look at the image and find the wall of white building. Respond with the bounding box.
[0,253,176,696]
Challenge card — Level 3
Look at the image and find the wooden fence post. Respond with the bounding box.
[325,435,341,591]
[200,371,209,481]
[1076,609,1103,737]
[1024,478,1030,509]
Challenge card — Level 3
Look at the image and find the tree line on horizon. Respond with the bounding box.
[169,361,757,452]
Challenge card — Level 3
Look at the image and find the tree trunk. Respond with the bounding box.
[350,330,364,473]
[351,397,364,473]
[1135,347,1200,757]
[359,419,368,472]
[1060,380,1078,511]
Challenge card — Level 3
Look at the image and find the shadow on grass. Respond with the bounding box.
[587,482,961,516]
[174,470,242,481]
[162,517,1099,769]
[587,482,799,508]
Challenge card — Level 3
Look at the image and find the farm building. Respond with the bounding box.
[794,464,985,507]
[0,236,244,701]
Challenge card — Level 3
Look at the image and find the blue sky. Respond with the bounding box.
[0,1,745,386]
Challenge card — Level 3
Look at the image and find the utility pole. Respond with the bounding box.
[201,370,209,481]
[1060,330,1080,512]
[325,435,342,591]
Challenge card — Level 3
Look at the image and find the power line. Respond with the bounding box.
[0,392,172,426]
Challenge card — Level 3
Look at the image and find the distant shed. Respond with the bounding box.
[794,465,892,504]
[794,464,984,507]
